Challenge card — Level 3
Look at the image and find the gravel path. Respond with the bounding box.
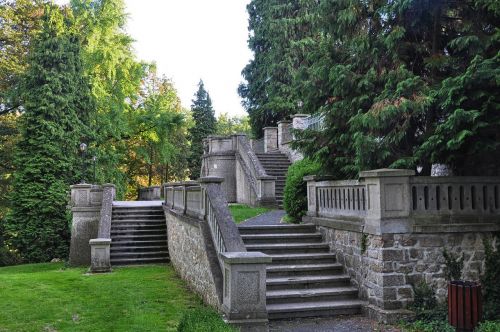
[269,315,401,332]
[238,209,286,226]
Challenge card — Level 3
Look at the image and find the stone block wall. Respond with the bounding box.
[318,226,495,322]
[201,154,236,202]
[165,209,222,310]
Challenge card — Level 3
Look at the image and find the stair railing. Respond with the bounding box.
[163,177,271,327]
[235,134,277,206]
[89,183,116,273]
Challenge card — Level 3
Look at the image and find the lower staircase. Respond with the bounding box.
[110,204,169,265]
[255,152,291,207]
[239,223,364,319]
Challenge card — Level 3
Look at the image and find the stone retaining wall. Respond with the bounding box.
[165,208,222,310]
[318,226,493,321]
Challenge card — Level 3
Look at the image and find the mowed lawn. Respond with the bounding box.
[0,263,204,332]
[228,204,271,224]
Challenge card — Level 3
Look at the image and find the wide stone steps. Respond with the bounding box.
[267,300,365,320]
[241,233,323,244]
[266,286,359,304]
[246,243,330,254]
[239,223,363,320]
[110,204,168,266]
[255,152,290,207]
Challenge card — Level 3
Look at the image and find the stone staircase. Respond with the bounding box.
[110,204,169,265]
[255,152,291,207]
[239,223,364,320]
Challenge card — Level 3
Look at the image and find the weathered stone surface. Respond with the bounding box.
[165,211,222,310]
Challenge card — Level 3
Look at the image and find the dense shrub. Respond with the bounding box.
[482,237,500,320]
[476,321,500,332]
[409,281,447,322]
[400,320,454,332]
[177,307,236,332]
[442,248,464,281]
[283,158,321,223]
[0,220,22,267]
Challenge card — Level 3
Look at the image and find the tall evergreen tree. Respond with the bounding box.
[188,80,216,179]
[5,5,92,262]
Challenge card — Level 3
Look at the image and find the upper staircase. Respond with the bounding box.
[239,223,364,320]
[110,204,169,265]
[255,152,291,207]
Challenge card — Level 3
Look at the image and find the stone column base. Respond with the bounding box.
[365,304,415,324]
[89,238,112,273]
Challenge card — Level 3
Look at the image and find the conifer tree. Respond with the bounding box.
[5,5,92,262]
[188,80,216,179]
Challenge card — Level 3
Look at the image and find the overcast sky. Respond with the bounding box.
[56,0,252,116]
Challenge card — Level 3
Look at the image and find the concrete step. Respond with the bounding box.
[238,224,316,235]
[246,243,330,254]
[112,206,163,211]
[267,299,364,319]
[111,234,167,241]
[112,214,164,219]
[266,286,359,304]
[111,220,165,225]
[111,229,167,236]
[110,245,168,252]
[110,257,169,265]
[268,253,337,265]
[111,223,166,230]
[111,239,166,246]
[266,263,343,277]
[266,275,352,291]
[110,251,168,259]
[241,233,323,244]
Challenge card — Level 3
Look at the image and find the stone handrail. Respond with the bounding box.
[138,186,161,200]
[164,178,246,269]
[305,169,500,234]
[89,184,115,273]
[164,177,270,328]
[235,135,276,205]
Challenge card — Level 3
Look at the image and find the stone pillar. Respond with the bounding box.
[291,114,309,132]
[263,127,278,153]
[89,238,111,273]
[220,252,272,331]
[277,120,292,148]
[359,168,415,235]
[69,184,103,266]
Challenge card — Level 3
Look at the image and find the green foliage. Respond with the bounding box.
[410,281,447,322]
[400,319,454,332]
[0,219,22,266]
[216,113,251,136]
[5,5,92,262]
[0,263,210,331]
[283,158,321,222]
[239,0,317,137]
[442,248,464,281]
[243,0,500,175]
[482,237,500,320]
[188,80,216,179]
[177,307,236,332]
[476,321,500,332]
[228,204,271,224]
[360,233,368,255]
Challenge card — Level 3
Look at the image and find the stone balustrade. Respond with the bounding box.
[201,134,277,207]
[304,169,500,323]
[138,186,161,200]
[164,177,270,330]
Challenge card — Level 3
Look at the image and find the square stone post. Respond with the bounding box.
[69,184,103,266]
[359,169,415,235]
[277,120,292,148]
[291,114,309,132]
[89,238,112,273]
[257,176,276,206]
[263,127,278,153]
[220,252,272,331]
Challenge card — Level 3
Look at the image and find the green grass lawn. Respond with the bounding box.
[0,263,229,332]
[228,204,271,224]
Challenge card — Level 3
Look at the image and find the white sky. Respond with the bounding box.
[56,0,252,116]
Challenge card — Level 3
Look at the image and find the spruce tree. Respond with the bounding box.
[5,5,92,262]
[188,80,216,179]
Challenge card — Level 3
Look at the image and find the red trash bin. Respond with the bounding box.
[448,281,482,332]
